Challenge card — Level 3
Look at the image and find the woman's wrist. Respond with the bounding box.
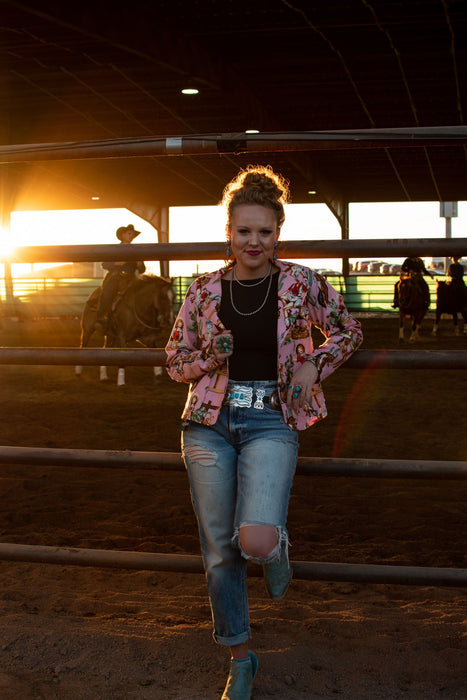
[305,355,324,382]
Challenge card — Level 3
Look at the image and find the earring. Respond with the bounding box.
[226,243,231,258]
[273,241,278,261]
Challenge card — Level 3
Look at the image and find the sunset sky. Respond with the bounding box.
[2,200,466,278]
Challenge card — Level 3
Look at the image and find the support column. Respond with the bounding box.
[341,202,350,277]
[440,202,458,273]
[0,182,14,315]
[157,206,170,279]
[444,215,452,274]
[321,187,349,278]
[124,201,170,278]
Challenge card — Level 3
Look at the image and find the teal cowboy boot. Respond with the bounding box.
[263,546,292,601]
[221,651,258,700]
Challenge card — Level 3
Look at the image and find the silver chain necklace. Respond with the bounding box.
[229,264,273,316]
[233,263,271,287]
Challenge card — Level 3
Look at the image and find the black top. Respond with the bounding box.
[220,272,278,381]
[448,262,464,280]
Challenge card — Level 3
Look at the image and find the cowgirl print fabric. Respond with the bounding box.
[166,260,363,431]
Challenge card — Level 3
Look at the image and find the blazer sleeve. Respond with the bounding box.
[305,270,363,382]
[165,282,222,383]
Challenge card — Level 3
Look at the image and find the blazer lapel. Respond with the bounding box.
[276,262,308,342]
[199,269,226,331]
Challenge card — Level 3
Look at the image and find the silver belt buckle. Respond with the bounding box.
[254,388,266,409]
[227,385,253,408]
[269,390,280,411]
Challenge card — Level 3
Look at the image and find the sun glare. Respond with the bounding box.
[9,208,164,277]
[3,201,466,279]
[0,233,16,261]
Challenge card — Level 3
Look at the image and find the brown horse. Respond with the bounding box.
[76,274,175,385]
[395,275,430,342]
[432,280,467,336]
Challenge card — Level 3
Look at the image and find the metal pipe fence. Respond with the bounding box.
[0,273,455,317]
[0,446,466,479]
[1,238,466,588]
[6,237,467,263]
[0,347,466,369]
[0,345,466,587]
[0,543,465,587]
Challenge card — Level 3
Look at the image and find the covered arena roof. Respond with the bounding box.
[1,0,466,218]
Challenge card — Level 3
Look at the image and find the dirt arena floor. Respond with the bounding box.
[0,313,465,699]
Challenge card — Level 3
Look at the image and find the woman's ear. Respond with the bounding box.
[225,231,232,259]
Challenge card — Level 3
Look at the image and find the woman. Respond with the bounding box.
[166,166,363,699]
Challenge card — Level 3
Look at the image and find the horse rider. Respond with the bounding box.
[94,224,146,333]
[447,255,466,286]
[393,255,431,309]
[447,255,467,306]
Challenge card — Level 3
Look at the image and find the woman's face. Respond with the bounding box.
[228,204,280,278]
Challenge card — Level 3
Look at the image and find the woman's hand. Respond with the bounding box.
[286,361,319,411]
[212,332,234,362]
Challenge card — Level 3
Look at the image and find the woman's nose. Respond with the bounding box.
[248,232,259,245]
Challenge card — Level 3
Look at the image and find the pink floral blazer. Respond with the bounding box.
[165,260,362,431]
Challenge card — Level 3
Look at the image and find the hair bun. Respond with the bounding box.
[242,169,288,204]
[221,165,290,230]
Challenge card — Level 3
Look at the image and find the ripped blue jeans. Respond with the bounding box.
[181,380,298,647]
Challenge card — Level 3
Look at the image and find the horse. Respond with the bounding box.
[75,274,175,385]
[395,275,430,343]
[432,280,467,336]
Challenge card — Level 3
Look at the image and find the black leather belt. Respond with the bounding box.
[260,391,281,409]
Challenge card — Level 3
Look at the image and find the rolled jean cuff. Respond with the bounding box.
[213,628,251,647]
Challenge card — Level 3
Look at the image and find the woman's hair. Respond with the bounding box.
[221,165,290,231]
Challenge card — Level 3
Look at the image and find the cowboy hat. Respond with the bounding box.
[116,224,141,241]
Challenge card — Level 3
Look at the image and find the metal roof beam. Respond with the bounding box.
[1,127,466,163]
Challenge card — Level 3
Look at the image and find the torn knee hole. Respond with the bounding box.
[184,444,217,467]
[235,524,286,563]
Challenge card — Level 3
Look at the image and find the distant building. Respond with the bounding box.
[426,256,467,271]
[426,257,445,270]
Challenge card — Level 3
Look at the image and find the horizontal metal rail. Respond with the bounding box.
[0,446,466,479]
[1,127,466,164]
[0,347,167,366]
[0,543,464,587]
[7,237,467,263]
[0,347,466,369]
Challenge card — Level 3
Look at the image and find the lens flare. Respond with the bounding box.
[0,234,16,261]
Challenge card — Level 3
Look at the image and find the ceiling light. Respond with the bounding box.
[91,196,100,201]
[181,88,199,95]
[308,190,317,195]
[245,129,259,134]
